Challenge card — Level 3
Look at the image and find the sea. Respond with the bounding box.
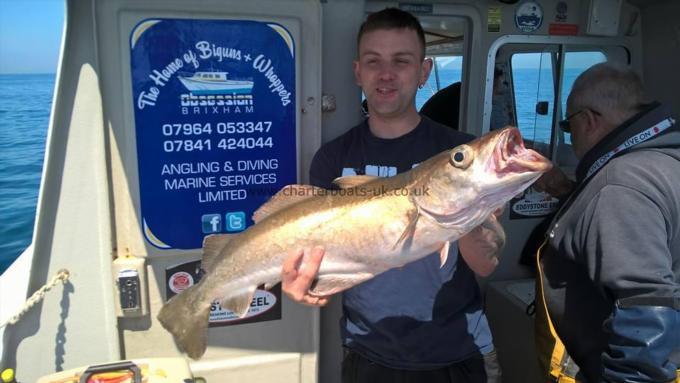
[0,69,581,274]
[0,74,53,273]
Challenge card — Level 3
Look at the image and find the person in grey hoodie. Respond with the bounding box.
[536,62,679,382]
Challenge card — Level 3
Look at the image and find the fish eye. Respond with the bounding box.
[450,145,474,169]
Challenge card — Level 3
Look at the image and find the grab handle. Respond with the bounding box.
[79,361,141,383]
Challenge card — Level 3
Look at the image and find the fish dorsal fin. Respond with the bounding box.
[220,286,257,318]
[252,184,325,223]
[202,234,234,273]
[439,241,450,268]
[332,175,380,189]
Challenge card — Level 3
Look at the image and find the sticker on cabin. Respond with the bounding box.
[168,271,194,294]
[165,260,282,326]
[555,1,568,22]
[129,19,297,250]
[549,23,579,35]
[515,1,544,33]
[488,7,502,33]
[399,3,434,14]
[509,186,559,219]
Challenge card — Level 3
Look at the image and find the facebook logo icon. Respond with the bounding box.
[201,214,222,234]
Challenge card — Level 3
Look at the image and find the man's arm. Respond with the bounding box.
[583,185,678,382]
[458,209,506,277]
[601,301,679,382]
[533,166,575,198]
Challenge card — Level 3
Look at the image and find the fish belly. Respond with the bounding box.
[205,194,457,302]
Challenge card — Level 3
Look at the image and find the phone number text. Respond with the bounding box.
[161,121,272,136]
[162,137,274,152]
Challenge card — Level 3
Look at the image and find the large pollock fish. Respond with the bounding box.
[157,127,552,359]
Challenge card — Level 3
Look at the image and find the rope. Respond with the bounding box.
[0,269,70,328]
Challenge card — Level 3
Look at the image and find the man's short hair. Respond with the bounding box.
[357,7,426,59]
[568,62,650,125]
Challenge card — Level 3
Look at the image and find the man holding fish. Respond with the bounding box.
[157,8,552,380]
[282,8,514,383]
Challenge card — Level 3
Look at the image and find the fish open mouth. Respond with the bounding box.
[494,128,552,175]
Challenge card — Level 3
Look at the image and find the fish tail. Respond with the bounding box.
[157,284,211,359]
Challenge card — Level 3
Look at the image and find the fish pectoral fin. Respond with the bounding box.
[332,175,380,189]
[253,184,326,223]
[220,286,257,318]
[309,273,375,296]
[392,208,420,250]
[202,234,236,273]
[439,242,451,268]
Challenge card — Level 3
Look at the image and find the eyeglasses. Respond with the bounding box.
[558,108,600,133]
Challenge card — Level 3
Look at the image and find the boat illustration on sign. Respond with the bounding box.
[178,71,254,95]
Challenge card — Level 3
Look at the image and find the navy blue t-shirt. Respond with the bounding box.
[309,116,495,370]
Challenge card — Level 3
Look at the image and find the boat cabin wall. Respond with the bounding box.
[635,0,680,116]
[3,0,325,381]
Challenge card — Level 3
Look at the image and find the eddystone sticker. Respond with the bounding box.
[509,186,559,219]
[130,19,297,249]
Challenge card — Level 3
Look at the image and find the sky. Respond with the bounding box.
[0,0,64,74]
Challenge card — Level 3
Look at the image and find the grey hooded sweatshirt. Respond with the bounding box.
[540,102,680,382]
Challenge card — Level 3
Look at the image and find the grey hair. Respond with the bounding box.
[567,62,650,126]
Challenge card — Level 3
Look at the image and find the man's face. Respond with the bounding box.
[354,28,431,120]
[566,105,593,159]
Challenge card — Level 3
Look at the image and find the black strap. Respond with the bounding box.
[617,296,680,310]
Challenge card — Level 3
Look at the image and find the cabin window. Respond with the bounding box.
[559,51,606,144]
[506,49,608,159]
[510,52,555,155]
[413,14,467,130]
[416,55,463,110]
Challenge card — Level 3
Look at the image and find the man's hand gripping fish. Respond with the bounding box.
[157,127,552,359]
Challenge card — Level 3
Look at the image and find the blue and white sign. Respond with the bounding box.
[515,1,544,33]
[130,19,297,249]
